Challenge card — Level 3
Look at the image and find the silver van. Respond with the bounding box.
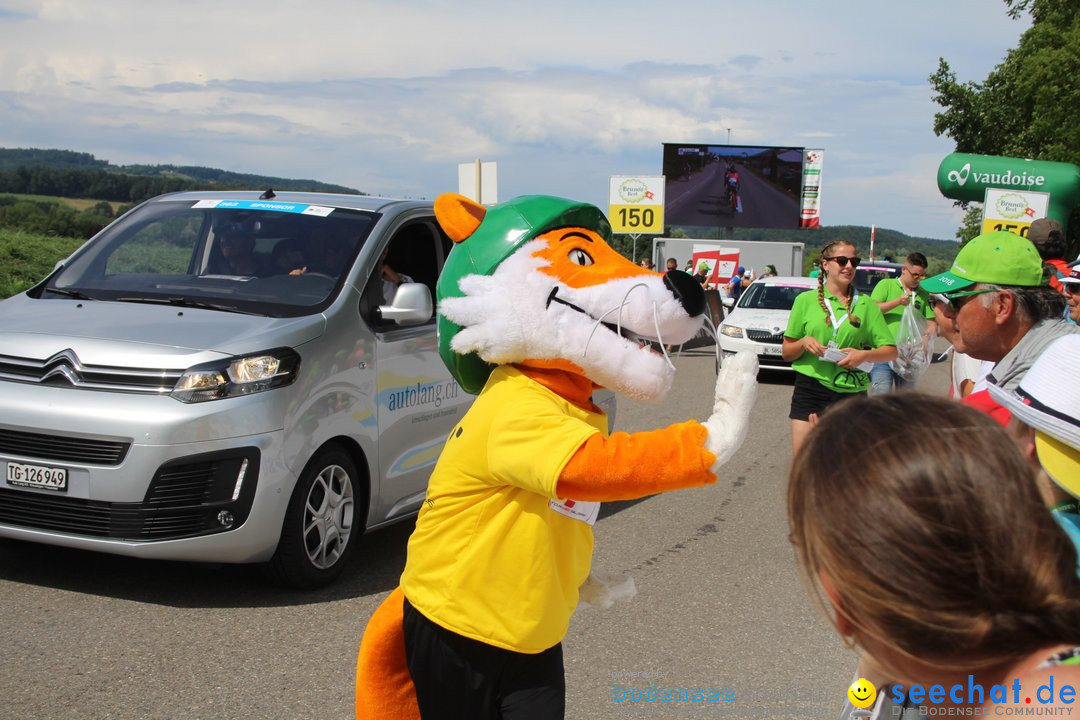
[0,190,614,587]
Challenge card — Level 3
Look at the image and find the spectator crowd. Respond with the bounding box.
[781,226,1080,717]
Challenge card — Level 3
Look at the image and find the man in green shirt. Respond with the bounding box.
[869,252,937,394]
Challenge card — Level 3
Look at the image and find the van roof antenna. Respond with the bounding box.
[259,188,276,200]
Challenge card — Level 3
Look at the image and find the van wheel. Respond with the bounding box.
[265,446,361,589]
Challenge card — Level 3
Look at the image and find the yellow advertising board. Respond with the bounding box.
[609,176,665,234]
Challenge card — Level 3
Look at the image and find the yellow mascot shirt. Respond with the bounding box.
[399,364,607,654]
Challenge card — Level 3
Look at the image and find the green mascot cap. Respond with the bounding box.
[434,193,613,394]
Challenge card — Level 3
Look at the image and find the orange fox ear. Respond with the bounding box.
[434,193,486,243]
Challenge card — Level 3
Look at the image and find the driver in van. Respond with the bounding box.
[271,239,308,276]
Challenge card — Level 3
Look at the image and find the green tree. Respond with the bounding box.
[956,204,983,245]
[930,0,1080,165]
[929,0,1080,255]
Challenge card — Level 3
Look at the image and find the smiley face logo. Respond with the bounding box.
[847,678,877,709]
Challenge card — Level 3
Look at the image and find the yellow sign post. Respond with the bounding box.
[609,176,665,234]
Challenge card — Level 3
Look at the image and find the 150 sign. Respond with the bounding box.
[609,176,665,234]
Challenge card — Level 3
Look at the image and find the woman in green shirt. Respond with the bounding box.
[782,240,896,455]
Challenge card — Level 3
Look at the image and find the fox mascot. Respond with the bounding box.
[356,193,757,719]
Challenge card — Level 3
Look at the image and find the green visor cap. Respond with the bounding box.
[436,195,612,394]
[921,230,1045,294]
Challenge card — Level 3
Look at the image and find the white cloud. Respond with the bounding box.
[0,0,1031,237]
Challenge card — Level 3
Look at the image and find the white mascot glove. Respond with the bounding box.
[702,351,758,473]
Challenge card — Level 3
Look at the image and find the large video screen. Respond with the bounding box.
[662,143,805,232]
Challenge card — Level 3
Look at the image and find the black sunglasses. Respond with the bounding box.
[823,255,861,268]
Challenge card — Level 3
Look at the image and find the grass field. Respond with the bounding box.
[7,193,124,214]
[0,227,84,298]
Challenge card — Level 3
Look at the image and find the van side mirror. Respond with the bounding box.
[377,282,433,325]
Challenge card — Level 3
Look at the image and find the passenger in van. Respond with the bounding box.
[219,232,262,276]
[380,246,413,303]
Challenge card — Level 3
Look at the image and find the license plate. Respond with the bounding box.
[763,345,783,356]
[6,461,68,492]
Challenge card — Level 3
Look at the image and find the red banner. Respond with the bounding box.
[691,248,740,285]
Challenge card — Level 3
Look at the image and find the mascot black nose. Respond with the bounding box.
[663,270,706,318]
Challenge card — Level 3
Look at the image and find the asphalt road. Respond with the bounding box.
[666,163,800,230]
[0,350,951,720]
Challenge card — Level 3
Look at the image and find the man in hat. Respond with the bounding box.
[1062,263,1080,325]
[727,266,752,303]
[1027,217,1069,293]
[921,230,1077,425]
[990,335,1080,559]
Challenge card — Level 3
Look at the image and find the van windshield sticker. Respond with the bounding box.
[191,199,335,217]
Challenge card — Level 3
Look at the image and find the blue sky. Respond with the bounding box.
[0,0,1030,239]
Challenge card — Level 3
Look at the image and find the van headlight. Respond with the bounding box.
[720,325,744,339]
[171,349,301,403]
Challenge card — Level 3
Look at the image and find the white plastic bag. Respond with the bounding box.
[888,298,936,382]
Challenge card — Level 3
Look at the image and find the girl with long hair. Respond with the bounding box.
[782,240,895,454]
[789,394,1080,715]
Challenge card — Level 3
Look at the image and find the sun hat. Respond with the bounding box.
[988,334,1080,495]
[1035,433,1080,497]
[921,230,1044,294]
[1027,217,1063,244]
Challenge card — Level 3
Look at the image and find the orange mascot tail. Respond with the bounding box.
[355,587,420,720]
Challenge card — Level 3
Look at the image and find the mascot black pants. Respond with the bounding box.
[402,597,566,719]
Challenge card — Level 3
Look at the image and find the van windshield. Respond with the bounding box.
[44,199,378,317]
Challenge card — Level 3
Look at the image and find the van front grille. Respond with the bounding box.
[0,450,259,540]
[0,428,129,465]
[0,350,183,394]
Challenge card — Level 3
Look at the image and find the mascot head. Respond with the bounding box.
[434,193,707,401]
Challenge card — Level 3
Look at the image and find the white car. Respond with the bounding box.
[718,276,817,370]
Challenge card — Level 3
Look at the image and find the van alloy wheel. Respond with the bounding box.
[265,445,363,589]
[303,463,354,570]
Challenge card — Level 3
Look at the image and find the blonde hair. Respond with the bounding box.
[789,394,1080,674]
[817,240,860,328]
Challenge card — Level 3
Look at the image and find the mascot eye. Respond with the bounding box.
[568,248,594,266]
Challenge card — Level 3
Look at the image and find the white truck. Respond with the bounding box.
[652,237,805,278]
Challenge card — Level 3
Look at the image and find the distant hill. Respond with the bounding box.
[668,223,956,260]
[649,224,960,275]
[0,147,363,196]
[0,148,109,172]
[667,223,954,247]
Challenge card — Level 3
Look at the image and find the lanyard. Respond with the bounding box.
[1053,499,1080,515]
[825,289,858,340]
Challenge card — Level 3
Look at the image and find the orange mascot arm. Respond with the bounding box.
[555,420,717,501]
[355,587,420,720]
